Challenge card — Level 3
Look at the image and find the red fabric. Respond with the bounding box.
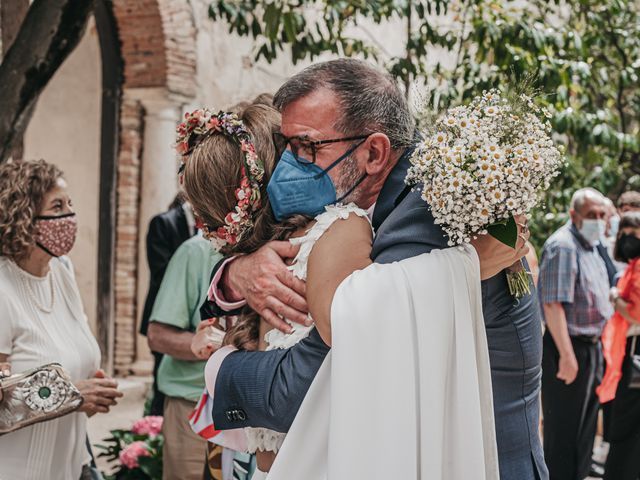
[597,258,640,403]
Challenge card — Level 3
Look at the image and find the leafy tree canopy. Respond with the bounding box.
[210,0,640,247]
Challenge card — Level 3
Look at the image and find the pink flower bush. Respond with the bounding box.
[119,441,151,469]
[131,416,163,436]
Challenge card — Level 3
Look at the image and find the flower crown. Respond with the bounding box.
[176,108,265,249]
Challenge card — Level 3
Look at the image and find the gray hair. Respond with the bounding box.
[273,59,415,150]
[570,187,606,212]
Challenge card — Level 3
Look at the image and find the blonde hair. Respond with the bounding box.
[182,101,309,350]
[0,159,64,260]
[183,103,281,256]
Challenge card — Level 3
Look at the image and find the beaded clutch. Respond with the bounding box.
[0,363,83,436]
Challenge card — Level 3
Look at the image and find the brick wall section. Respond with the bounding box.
[112,0,167,88]
[113,97,144,374]
[112,0,196,96]
[110,0,196,372]
[158,0,197,99]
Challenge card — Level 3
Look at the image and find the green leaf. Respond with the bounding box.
[283,12,297,42]
[487,216,519,249]
[264,3,281,40]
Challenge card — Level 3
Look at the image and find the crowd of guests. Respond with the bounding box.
[1,107,640,480]
[538,188,640,480]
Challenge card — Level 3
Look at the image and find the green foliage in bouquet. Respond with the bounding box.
[209,0,640,249]
[95,416,164,480]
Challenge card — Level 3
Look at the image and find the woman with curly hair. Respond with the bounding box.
[0,159,122,480]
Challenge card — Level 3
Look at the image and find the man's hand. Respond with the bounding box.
[557,353,579,385]
[224,241,309,333]
[471,215,530,280]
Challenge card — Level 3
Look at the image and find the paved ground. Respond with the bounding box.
[87,376,151,473]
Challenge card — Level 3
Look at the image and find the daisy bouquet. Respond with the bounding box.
[406,89,563,297]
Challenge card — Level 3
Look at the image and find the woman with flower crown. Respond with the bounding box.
[176,95,499,480]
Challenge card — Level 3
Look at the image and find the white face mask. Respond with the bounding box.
[609,215,620,238]
[579,219,606,246]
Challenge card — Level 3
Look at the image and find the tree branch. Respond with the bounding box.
[0,0,96,163]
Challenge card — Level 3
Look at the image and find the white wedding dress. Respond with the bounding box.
[265,209,499,479]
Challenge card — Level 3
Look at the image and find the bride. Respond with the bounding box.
[180,99,500,479]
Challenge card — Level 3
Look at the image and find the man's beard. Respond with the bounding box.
[335,153,363,204]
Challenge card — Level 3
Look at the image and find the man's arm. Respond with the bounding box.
[543,302,578,384]
[211,328,329,432]
[539,243,579,384]
[147,322,199,361]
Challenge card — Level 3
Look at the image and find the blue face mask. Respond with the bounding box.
[267,142,367,221]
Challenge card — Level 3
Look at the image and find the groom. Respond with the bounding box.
[204,59,547,480]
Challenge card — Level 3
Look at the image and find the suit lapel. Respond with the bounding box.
[372,146,414,231]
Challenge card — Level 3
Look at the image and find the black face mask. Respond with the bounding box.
[616,234,640,263]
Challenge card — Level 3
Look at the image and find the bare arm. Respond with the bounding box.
[543,302,579,384]
[307,214,373,346]
[147,322,199,361]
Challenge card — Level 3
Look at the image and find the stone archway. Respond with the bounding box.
[108,0,197,374]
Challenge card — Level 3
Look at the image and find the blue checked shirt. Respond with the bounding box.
[538,223,613,337]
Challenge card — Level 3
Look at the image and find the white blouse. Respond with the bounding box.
[0,256,101,480]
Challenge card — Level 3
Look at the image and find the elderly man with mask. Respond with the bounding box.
[538,187,614,480]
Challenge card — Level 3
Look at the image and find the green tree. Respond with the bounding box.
[210,0,640,247]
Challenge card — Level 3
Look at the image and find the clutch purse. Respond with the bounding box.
[0,363,84,436]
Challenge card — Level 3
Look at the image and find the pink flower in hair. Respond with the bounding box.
[119,441,150,469]
[176,141,189,155]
